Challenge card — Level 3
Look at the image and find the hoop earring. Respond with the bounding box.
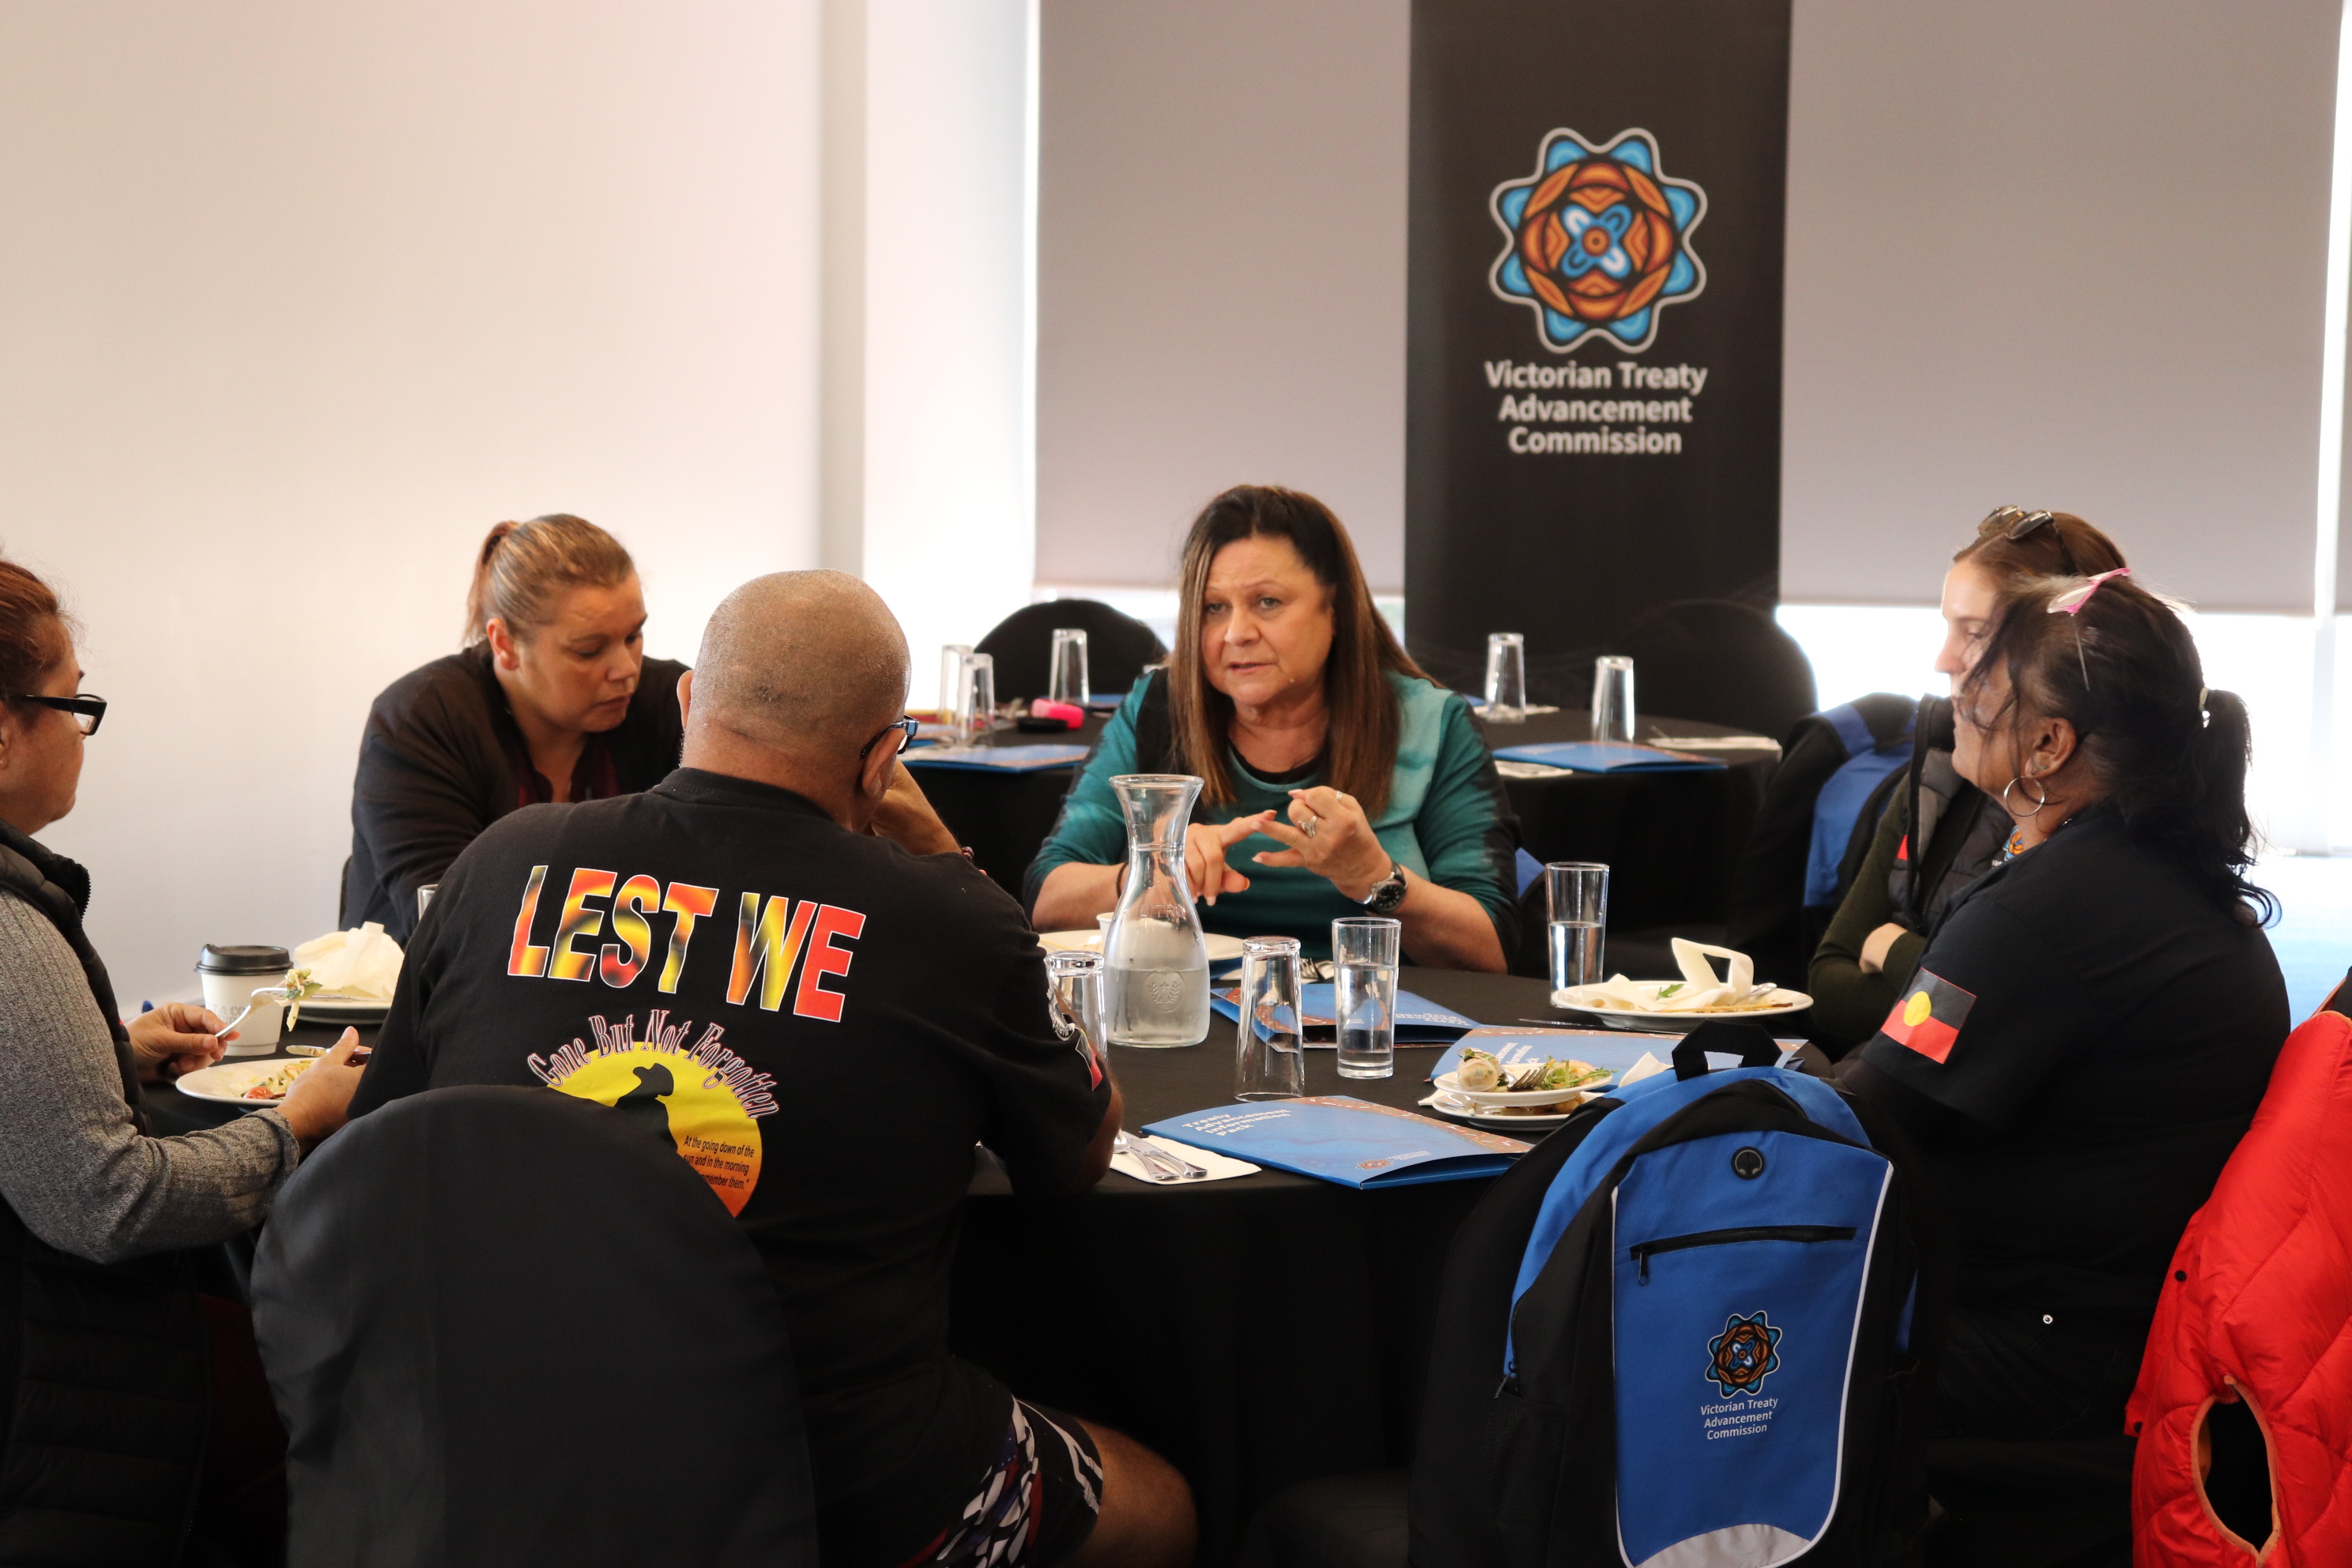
[2002,775,2049,818]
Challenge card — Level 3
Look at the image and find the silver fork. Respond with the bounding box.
[1117,1131,1208,1181]
[210,984,299,1040]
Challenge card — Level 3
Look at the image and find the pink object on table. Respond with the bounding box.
[1031,699,1084,727]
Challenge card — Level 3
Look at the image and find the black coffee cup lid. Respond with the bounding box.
[197,944,291,974]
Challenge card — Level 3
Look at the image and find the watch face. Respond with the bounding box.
[1366,865,1408,914]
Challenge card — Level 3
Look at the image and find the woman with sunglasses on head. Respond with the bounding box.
[1806,509,2128,1053]
[0,559,367,1561]
[344,514,687,944]
[1838,569,2284,1565]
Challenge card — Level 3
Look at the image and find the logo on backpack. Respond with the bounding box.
[1706,1310,1784,1397]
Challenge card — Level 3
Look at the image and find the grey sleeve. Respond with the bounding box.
[0,891,300,1264]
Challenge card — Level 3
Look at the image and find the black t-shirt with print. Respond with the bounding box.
[351,767,1112,1567]
[1858,807,2286,1348]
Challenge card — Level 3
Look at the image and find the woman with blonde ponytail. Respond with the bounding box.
[345,515,687,940]
[1837,568,2286,1565]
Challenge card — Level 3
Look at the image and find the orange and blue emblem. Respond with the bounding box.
[1489,127,1707,354]
[1706,1310,1783,1398]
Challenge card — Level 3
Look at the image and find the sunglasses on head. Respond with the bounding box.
[1979,506,2080,577]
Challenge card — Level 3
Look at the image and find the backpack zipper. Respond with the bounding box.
[1630,1224,1856,1283]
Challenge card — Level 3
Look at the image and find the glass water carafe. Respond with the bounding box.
[1103,774,1211,1047]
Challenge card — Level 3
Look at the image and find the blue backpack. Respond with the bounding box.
[1410,1024,1946,1568]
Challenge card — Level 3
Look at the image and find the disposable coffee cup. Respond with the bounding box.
[196,944,292,1054]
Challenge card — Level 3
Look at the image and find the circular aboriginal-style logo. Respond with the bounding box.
[1490,128,1707,355]
[1706,1310,1784,1398]
[548,1042,765,1216]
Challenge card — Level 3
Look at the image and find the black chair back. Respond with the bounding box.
[1611,598,1818,742]
[975,599,1167,702]
[253,1087,816,1568]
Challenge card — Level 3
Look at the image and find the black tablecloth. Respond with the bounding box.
[918,709,1780,933]
[950,967,1588,1567]
[146,973,1584,1568]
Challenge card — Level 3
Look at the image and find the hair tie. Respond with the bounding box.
[2048,567,2131,615]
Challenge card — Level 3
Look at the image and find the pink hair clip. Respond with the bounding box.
[2048,567,2131,615]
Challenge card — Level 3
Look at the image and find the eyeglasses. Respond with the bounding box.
[8,692,105,737]
[1979,506,2080,576]
[858,714,921,760]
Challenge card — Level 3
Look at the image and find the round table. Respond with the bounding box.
[914,708,1781,937]
[146,971,1590,1568]
[950,967,1589,1567]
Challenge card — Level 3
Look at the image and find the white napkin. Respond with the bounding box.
[1561,938,1758,1013]
[1619,1050,1672,1087]
[292,922,405,1000]
[1110,1135,1261,1184]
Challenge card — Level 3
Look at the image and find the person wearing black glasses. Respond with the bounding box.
[347,571,1194,1568]
[1806,508,2129,1053]
[0,557,368,1561]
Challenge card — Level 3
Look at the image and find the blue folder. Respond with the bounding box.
[1210,984,1479,1044]
[1491,741,1725,772]
[1144,1095,1530,1188]
[903,744,1091,772]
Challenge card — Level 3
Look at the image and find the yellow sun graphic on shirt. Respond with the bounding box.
[546,1045,764,1214]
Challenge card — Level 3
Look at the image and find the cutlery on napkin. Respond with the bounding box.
[1110,1133,1260,1184]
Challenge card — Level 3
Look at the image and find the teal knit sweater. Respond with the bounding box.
[1022,670,1521,959]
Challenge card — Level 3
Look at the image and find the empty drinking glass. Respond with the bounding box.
[938,643,973,718]
[1332,917,1401,1080]
[1591,655,1636,743]
[953,651,997,748]
[1050,628,1091,708]
[1234,937,1306,1100]
[1485,632,1528,722]
[1045,949,1110,1083]
[1544,862,1609,990]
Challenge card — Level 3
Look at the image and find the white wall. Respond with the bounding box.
[1034,0,1412,592]
[0,2,825,1003]
[1035,0,2346,612]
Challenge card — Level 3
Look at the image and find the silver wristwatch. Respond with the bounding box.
[1359,859,1408,914]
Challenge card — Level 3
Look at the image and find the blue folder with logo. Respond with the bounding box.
[1491,741,1724,772]
[1210,985,1479,1045]
[903,744,1091,772]
[1144,1096,1530,1188]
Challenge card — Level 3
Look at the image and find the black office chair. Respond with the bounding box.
[975,600,1167,703]
[252,1087,817,1568]
[1610,598,1819,743]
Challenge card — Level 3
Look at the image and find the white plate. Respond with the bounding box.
[1038,930,1249,963]
[175,1057,315,1109]
[288,993,390,1024]
[1434,1067,1615,1106]
[1551,982,1813,1032]
[1419,1091,1589,1129]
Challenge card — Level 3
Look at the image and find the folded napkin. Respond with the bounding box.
[1110,1135,1260,1184]
[1562,938,1758,1013]
[292,922,405,1000]
[1619,1050,1673,1086]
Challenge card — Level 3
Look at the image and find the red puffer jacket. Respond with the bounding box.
[2125,1007,2352,1566]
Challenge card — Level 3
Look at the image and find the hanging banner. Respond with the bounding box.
[1404,0,1792,699]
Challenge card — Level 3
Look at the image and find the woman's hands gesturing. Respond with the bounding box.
[1250,787,1393,902]
[1183,812,1276,904]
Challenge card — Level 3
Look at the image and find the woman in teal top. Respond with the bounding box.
[1025,485,1520,969]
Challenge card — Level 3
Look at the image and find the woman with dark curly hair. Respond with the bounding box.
[1839,567,2286,1566]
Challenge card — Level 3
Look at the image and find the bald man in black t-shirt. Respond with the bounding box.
[353,571,1196,1568]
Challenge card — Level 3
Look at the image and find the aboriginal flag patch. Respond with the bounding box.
[1880,970,1976,1064]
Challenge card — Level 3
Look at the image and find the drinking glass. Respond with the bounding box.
[1484,632,1527,722]
[1234,937,1306,1100]
[1045,949,1110,1084]
[938,643,973,718]
[1332,917,1400,1080]
[1102,775,1211,1046]
[1544,862,1609,990]
[1050,628,1091,708]
[953,651,997,748]
[416,884,439,921]
[1591,655,1637,742]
